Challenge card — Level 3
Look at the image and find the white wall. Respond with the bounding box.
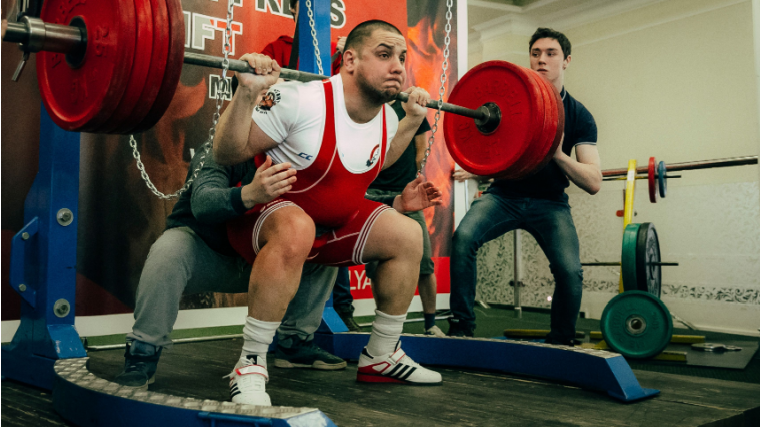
[469,0,760,336]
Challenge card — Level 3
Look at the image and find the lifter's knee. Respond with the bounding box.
[393,215,423,262]
[259,209,316,264]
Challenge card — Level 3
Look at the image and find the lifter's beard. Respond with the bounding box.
[356,72,400,105]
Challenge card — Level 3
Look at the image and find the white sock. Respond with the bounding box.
[366,309,406,357]
[241,316,281,368]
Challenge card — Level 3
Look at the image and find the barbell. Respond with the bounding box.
[601,155,759,203]
[2,0,563,180]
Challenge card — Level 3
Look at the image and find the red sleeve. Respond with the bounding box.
[331,41,342,75]
[262,39,292,68]
[262,42,277,61]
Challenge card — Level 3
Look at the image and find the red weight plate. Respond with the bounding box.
[444,61,544,177]
[529,72,561,174]
[93,0,154,133]
[493,67,548,180]
[648,156,657,203]
[131,0,185,132]
[531,76,564,174]
[117,0,170,134]
[518,69,557,178]
[37,0,136,131]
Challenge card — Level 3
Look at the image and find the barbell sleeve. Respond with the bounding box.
[3,19,82,54]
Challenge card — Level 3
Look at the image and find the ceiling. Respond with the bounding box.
[467,0,630,34]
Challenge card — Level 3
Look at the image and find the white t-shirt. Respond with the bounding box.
[251,74,399,174]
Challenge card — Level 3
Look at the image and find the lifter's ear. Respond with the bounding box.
[342,48,357,73]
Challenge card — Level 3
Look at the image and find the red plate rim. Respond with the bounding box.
[648,156,657,203]
[530,77,564,174]
[130,0,186,133]
[493,67,548,180]
[93,0,155,133]
[527,72,561,175]
[444,60,544,176]
[513,69,556,180]
[114,0,170,134]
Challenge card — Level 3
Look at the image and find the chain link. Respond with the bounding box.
[418,0,453,176]
[130,0,235,199]
[305,0,324,75]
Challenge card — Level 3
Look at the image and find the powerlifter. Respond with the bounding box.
[214,20,444,406]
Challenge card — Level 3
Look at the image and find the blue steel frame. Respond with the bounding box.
[314,333,659,402]
[296,0,350,335]
[1,106,87,391]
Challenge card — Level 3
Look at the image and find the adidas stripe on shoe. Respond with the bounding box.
[356,342,442,385]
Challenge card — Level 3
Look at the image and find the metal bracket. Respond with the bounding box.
[10,217,39,307]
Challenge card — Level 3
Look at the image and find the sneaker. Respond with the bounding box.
[335,306,362,332]
[274,337,347,370]
[446,318,474,337]
[226,355,271,406]
[114,341,162,390]
[357,342,442,385]
[424,325,446,338]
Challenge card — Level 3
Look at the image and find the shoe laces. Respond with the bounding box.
[393,349,420,369]
[223,356,266,379]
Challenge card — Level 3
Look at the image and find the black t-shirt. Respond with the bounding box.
[488,88,597,200]
[369,101,432,192]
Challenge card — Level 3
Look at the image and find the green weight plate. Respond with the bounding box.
[636,222,661,297]
[601,290,673,359]
[621,223,640,292]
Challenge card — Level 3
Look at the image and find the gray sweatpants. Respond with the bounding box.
[127,227,337,349]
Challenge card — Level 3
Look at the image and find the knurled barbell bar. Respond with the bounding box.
[602,156,759,178]
[581,262,679,266]
[3,0,563,180]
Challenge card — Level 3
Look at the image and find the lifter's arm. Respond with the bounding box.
[192,155,296,223]
[554,144,602,195]
[414,133,428,170]
[383,87,431,169]
[213,53,282,166]
[190,154,250,223]
[364,176,442,213]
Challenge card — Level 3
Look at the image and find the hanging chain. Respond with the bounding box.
[304,0,324,75]
[418,0,453,176]
[129,0,235,200]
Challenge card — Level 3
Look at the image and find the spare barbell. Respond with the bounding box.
[3,0,563,180]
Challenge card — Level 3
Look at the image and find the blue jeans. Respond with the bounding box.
[450,193,583,342]
[332,267,353,313]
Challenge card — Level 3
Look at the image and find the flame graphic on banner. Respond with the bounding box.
[405,2,457,257]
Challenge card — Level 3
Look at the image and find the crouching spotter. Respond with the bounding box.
[214,20,444,406]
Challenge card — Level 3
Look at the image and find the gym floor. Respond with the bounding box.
[2,307,759,426]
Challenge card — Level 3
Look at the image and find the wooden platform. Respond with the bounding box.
[3,337,760,426]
